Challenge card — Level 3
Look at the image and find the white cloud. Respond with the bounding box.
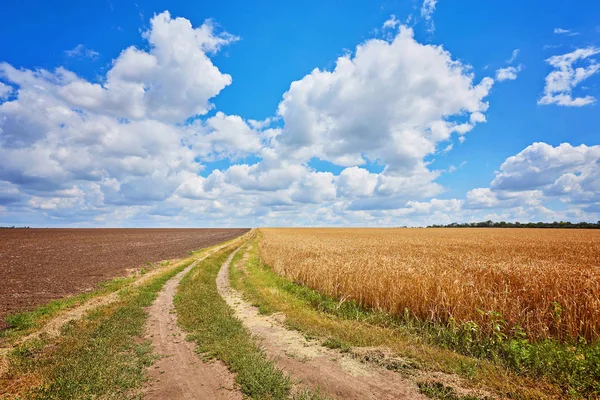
[449,142,600,221]
[404,198,463,214]
[335,167,378,198]
[54,12,236,123]
[440,143,453,153]
[248,117,274,130]
[275,26,493,182]
[1,11,597,227]
[259,24,495,212]
[385,142,600,224]
[368,142,600,225]
[491,143,600,206]
[1,19,502,226]
[189,112,262,161]
[290,172,336,204]
[506,49,520,64]
[65,44,100,59]
[496,49,524,81]
[553,28,579,36]
[538,47,600,106]
[496,65,523,81]
[465,188,543,209]
[0,11,251,222]
[383,14,400,29]
[0,82,12,99]
[421,0,438,32]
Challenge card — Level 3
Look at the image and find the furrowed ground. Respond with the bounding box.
[258,228,600,397]
[0,228,248,321]
[0,231,250,399]
[3,227,598,399]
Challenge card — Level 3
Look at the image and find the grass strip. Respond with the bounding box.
[0,258,192,400]
[0,275,137,344]
[174,243,294,399]
[0,234,241,344]
[230,235,569,400]
[418,381,492,400]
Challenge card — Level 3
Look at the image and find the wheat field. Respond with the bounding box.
[258,228,600,341]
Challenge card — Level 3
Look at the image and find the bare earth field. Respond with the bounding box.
[0,228,248,320]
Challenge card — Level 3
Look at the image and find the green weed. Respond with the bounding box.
[2,276,135,342]
[418,381,489,400]
[1,259,192,399]
[230,234,594,399]
[175,244,292,399]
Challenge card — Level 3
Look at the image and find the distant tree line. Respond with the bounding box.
[0,226,31,229]
[428,220,600,229]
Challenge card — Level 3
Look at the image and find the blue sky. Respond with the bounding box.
[1,0,599,227]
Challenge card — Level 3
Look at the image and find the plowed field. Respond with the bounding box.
[0,228,248,320]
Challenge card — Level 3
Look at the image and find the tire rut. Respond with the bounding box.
[144,247,243,400]
[217,245,426,400]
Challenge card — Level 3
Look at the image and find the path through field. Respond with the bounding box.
[144,248,243,400]
[217,245,426,400]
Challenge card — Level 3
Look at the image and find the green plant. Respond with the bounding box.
[417,381,489,400]
[175,244,292,399]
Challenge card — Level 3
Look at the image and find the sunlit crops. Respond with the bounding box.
[259,228,600,341]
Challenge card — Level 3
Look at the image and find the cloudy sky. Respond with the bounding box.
[1,0,599,227]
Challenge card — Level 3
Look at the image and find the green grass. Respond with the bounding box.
[174,243,294,399]
[230,235,576,400]
[1,259,193,399]
[1,275,136,343]
[321,337,351,353]
[264,268,600,397]
[251,237,600,397]
[251,263,600,396]
[418,381,490,400]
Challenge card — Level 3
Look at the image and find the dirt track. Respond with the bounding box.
[145,246,243,400]
[0,228,248,320]
[217,245,426,400]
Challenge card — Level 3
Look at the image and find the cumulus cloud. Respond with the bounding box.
[404,198,463,214]
[378,142,599,225]
[255,25,495,212]
[0,82,13,99]
[465,188,543,209]
[0,15,501,226]
[495,65,523,81]
[538,47,600,106]
[43,12,236,123]
[0,11,251,224]
[275,26,493,178]
[449,142,600,220]
[1,11,597,227]
[385,142,600,224]
[189,112,262,161]
[491,142,600,207]
[335,167,378,198]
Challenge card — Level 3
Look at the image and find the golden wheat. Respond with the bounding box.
[258,228,600,341]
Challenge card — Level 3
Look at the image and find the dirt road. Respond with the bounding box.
[217,245,426,400]
[144,246,243,400]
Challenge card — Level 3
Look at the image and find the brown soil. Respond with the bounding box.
[217,245,426,400]
[144,242,244,400]
[5,256,192,348]
[0,228,248,322]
